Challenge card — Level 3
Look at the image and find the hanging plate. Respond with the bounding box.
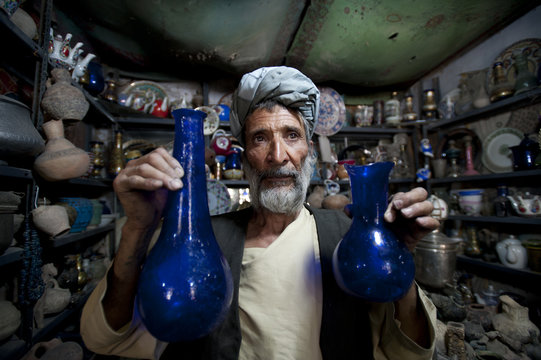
[481,127,522,173]
[196,106,220,135]
[207,180,231,216]
[314,87,346,136]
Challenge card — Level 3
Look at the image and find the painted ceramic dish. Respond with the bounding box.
[481,127,522,173]
[207,180,231,216]
[487,38,541,91]
[119,81,168,111]
[314,87,346,136]
[196,106,220,135]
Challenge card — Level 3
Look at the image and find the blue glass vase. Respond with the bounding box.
[332,161,415,302]
[136,109,233,342]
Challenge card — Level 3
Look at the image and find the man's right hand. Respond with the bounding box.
[113,147,184,231]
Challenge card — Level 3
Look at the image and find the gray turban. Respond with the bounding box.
[230,66,320,145]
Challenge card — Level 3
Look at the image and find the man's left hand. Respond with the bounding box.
[384,187,439,251]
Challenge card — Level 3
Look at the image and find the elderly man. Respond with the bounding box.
[81,67,438,360]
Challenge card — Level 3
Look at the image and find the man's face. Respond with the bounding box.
[243,106,315,214]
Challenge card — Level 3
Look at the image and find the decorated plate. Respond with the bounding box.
[314,87,346,136]
[207,180,231,216]
[487,38,541,92]
[196,106,220,135]
[481,127,522,173]
[118,81,168,111]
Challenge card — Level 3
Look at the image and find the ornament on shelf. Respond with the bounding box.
[420,138,434,157]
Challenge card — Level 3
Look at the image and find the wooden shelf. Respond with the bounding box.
[48,223,115,248]
[0,10,45,58]
[0,166,33,180]
[457,255,541,294]
[428,169,541,184]
[426,87,541,130]
[0,247,23,267]
[448,215,541,225]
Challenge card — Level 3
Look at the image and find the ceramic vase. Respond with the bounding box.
[31,205,71,238]
[34,120,90,181]
[107,131,125,178]
[136,108,233,342]
[41,68,89,123]
[83,61,105,96]
[332,161,415,302]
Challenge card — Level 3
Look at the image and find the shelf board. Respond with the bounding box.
[428,169,541,184]
[65,177,113,188]
[337,126,413,135]
[447,215,541,225]
[457,255,541,294]
[0,166,33,180]
[0,247,23,267]
[426,87,541,130]
[49,223,115,248]
[115,116,175,127]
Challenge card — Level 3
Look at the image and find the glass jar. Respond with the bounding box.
[513,51,538,95]
[422,89,437,120]
[402,94,417,122]
[384,92,401,125]
[493,185,512,217]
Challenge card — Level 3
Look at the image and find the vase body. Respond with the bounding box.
[332,161,415,302]
[41,68,89,123]
[84,61,105,96]
[34,120,90,181]
[136,109,233,342]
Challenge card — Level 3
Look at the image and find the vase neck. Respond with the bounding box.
[43,119,64,140]
[346,162,393,224]
[165,109,210,226]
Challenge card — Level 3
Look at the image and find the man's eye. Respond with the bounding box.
[254,135,265,143]
[288,132,299,139]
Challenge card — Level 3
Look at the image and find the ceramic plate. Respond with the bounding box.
[119,81,168,110]
[481,127,522,173]
[196,106,220,135]
[207,180,231,216]
[314,87,346,136]
[487,38,541,91]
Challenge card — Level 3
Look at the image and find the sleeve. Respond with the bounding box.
[369,285,436,360]
[80,266,168,360]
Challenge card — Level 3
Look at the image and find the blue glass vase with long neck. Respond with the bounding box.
[332,161,415,302]
[136,108,233,342]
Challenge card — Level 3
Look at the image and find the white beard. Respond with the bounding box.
[244,153,316,215]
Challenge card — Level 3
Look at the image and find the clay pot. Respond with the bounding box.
[33,120,90,181]
[31,205,70,238]
[322,194,350,210]
[307,186,325,208]
[34,279,71,329]
[0,300,21,341]
[41,68,89,123]
[22,339,83,360]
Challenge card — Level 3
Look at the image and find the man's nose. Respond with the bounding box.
[267,136,289,165]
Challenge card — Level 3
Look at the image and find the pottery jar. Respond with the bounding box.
[0,300,21,341]
[41,68,89,123]
[42,279,71,315]
[31,205,71,238]
[496,235,527,269]
[34,119,90,181]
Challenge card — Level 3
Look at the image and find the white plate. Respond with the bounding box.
[207,180,231,216]
[196,106,220,135]
[314,87,346,136]
[481,127,522,173]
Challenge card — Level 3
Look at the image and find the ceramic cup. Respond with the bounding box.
[458,189,484,216]
[432,159,447,178]
[31,205,71,237]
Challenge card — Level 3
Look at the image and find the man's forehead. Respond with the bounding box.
[245,107,304,130]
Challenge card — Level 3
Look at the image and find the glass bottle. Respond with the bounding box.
[332,162,415,302]
[384,91,401,125]
[422,89,437,120]
[493,185,512,217]
[402,94,417,122]
[463,135,479,175]
[445,140,461,178]
[490,62,514,102]
[513,51,538,96]
[108,131,125,177]
[137,109,233,342]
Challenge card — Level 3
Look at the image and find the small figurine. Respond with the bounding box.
[420,138,434,157]
[416,165,431,183]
